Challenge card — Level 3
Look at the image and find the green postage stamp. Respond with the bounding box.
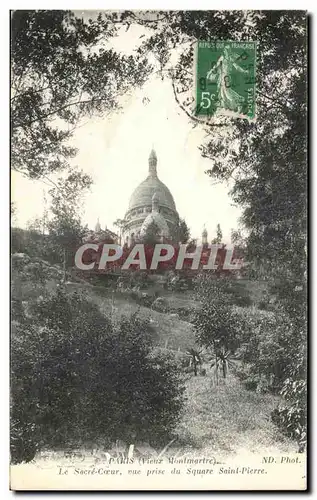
[195,40,257,120]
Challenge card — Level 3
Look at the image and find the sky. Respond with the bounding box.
[11,19,242,243]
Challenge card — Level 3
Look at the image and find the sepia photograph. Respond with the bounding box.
[10,9,307,491]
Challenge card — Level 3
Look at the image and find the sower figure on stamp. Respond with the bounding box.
[206,46,248,114]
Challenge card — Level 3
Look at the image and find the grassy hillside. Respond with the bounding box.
[11,254,298,462]
[176,375,296,456]
[73,284,197,351]
[11,256,197,352]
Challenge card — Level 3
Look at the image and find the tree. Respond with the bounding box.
[185,348,202,376]
[211,223,222,244]
[193,275,241,382]
[11,202,17,224]
[11,289,185,463]
[230,229,245,247]
[113,218,127,245]
[210,348,239,383]
[11,10,151,180]
[172,217,190,243]
[142,220,161,245]
[46,170,92,279]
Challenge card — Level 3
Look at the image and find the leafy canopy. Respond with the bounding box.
[11,10,151,179]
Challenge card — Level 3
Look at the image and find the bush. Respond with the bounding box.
[271,343,307,451]
[176,307,192,320]
[233,306,307,450]
[271,378,307,452]
[151,296,168,313]
[11,228,62,264]
[11,253,64,284]
[129,271,150,289]
[129,290,154,308]
[221,279,252,307]
[235,308,304,393]
[11,288,185,463]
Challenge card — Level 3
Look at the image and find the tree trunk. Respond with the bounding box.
[222,360,227,379]
[63,247,67,283]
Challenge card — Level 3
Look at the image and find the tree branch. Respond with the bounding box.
[257,89,292,113]
[12,167,59,190]
[12,97,109,129]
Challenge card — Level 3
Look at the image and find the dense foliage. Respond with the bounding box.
[129,10,307,449]
[193,276,242,380]
[193,272,306,449]
[11,10,150,180]
[11,288,185,464]
[172,218,191,244]
[236,307,307,449]
[141,221,162,245]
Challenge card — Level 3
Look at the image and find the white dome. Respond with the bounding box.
[128,176,176,211]
[123,150,179,243]
[127,149,176,212]
[140,212,169,238]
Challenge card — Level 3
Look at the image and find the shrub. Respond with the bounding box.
[177,307,192,320]
[130,291,153,308]
[235,308,304,393]
[271,378,307,451]
[151,296,168,313]
[129,271,150,289]
[11,288,185,463]
[271,334,307,451]
[233,307,307,450]
[11,228,62,264]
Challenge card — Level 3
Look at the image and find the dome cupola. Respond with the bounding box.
[149,149,157,177]
[127,150,177,212]
[202,226,208,244]
[141,192,170,239]
[123,148,179,244]
[95,218,101,232]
